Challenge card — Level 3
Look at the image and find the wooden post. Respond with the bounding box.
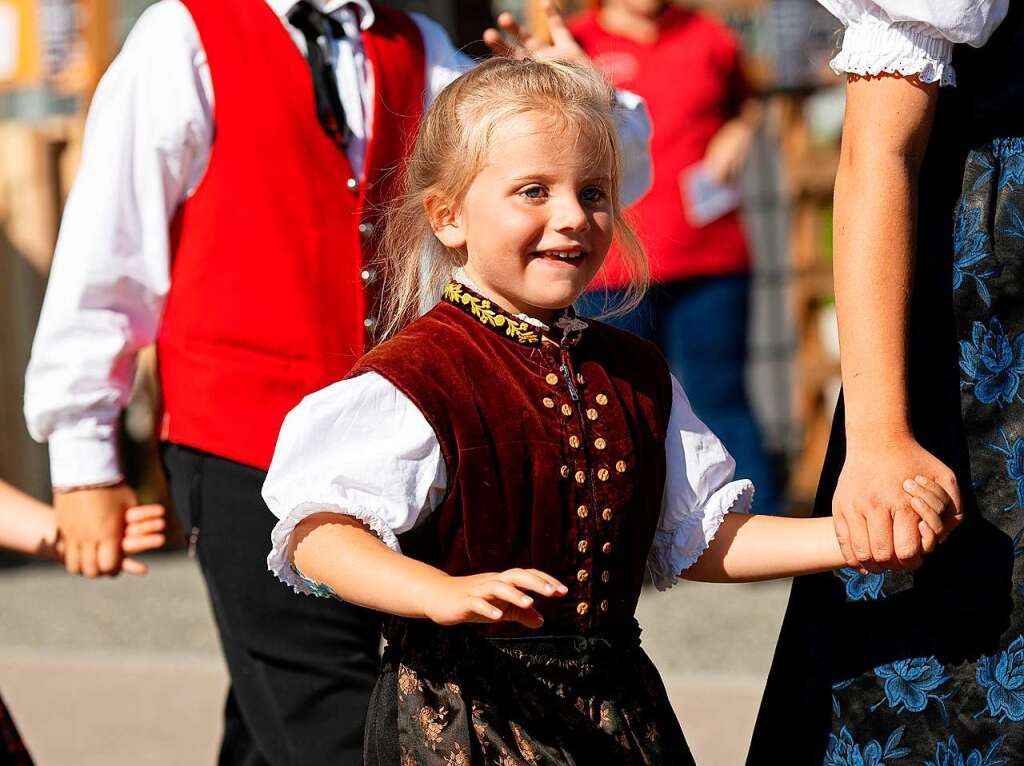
[80,0,117,102]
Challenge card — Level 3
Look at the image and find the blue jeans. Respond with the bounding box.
[576,274,781,515]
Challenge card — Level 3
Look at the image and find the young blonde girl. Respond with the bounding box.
[262,58,954,765]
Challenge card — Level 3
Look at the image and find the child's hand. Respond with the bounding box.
[55,504,166,576]
[120,504,167,574]
[902,475,959,554]
[424,568,567,629]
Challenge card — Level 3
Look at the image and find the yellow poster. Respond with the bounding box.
[0,0,42,87]
[0,0,94,92]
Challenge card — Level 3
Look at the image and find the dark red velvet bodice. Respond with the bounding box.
[350,283,673,635]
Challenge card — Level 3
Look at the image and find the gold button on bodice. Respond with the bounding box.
[600,571,610,583]
[562,404,574,416]
[577,602,589,615]
[569,435,580,449]
[542,397,554,409]
[596,394,609,405]
[576,373,585,385]
[599,600,609,612]
[594,438,607,450]
[601,542,612,555]
[577,505,589,519]
[560,465,570,478]
[576,569,589,583]
[578,540,589,553]
[545,373,559,385]
[597,468,609,481]
[615,460,627,473]
[586,408,598,421]
[601,508,613,521]
[574,470,586,484]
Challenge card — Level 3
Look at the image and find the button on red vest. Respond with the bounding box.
[157,0,425,470]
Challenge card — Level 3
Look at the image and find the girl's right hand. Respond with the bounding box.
[833,434,961,573]
[424,568,568,629]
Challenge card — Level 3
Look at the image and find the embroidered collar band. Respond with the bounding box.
[441,280,588,348]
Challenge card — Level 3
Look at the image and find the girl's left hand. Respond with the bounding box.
[483,0,591,69]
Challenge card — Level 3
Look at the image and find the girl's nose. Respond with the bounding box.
[552,197,590,234]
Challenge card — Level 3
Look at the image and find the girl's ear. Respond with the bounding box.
[424,192,467,250]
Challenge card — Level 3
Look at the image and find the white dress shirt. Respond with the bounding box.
[262,369,754,597]
[23,0,653,489]
[818,0,1009,85]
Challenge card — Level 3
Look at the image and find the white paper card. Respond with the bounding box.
[680,161,740,227]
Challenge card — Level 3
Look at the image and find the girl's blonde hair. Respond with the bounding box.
[377,57,648,339]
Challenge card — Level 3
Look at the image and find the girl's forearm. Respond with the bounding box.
[292,513,450,618]
[833,76,938,445]
[682,514,845,583]
[0,481,59,559]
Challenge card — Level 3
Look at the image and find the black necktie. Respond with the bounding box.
[288,1,352,150]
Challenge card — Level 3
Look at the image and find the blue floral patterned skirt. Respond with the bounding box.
[747,129,1024,764]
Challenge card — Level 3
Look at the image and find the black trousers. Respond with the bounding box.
[162,444,380,766]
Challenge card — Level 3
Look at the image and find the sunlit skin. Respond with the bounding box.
[428,113,615,326]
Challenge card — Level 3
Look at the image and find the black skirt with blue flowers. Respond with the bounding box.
[747,8,1024,765]
[1,692,31,766]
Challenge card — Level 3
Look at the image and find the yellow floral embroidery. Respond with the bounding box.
[416,704,448,746]
[443,743,471,766]
[443,282,540,345]
[510,721,539,765]
[398,665,423,699]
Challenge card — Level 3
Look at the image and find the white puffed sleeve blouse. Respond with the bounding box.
[263,370,754,598]
[819,0,1009,85]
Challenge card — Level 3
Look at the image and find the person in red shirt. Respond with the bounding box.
[572,0,780,515]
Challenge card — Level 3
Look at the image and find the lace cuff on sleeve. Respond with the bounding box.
[832,18,955,85]
[267,501,402,598]
[647,479,754,591]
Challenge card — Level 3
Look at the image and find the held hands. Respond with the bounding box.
[833,435,962,573]
[54,483,165,577]
[482,0,591,69]
[423,568,568,629]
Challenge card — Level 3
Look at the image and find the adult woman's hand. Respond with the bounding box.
[833,434,961,573]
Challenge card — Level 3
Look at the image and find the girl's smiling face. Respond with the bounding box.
[429,112,615,325]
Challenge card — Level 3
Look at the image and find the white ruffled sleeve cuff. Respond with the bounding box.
[832,18,956,86]
[647,479,754,591]
[267,501,402,598]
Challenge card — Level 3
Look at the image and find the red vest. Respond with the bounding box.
[157,0,425,470]
[351,283,673,635]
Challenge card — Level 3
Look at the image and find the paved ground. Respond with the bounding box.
[0,554,791,765]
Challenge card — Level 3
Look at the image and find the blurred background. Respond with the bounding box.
[0,0,846,763]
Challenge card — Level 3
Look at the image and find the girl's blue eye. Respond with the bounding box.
[581,186,607,203]
[521,185,547,199]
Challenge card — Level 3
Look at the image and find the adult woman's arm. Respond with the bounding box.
[830,74,960,573]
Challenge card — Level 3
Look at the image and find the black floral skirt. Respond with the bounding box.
[0,693,31,766]
[364,619,694,766]
[748,134,1024,762]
